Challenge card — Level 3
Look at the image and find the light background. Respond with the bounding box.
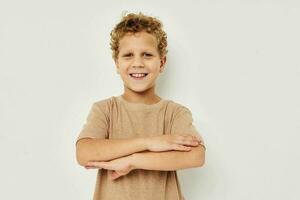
[0,0,299,199]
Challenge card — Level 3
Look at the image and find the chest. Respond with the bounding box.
[107,107,172,139]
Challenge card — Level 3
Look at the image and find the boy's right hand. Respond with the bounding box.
[145,134,202,152]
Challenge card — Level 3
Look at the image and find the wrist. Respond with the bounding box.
[136,136,150,151]
[129,153,139,170]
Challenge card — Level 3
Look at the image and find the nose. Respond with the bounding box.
[132,55,145,68]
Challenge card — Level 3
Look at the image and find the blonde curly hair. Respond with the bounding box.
[110,11,168,61]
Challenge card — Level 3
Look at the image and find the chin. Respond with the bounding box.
[126,85,152,93]
[130,87,149,93]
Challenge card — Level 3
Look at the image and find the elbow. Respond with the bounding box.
[76,149,87,167]
[197,157,205,167]
[76,138,107,166]
[76,146,88,166]
[195,156,205,168]
[193,145,206,167]
[76,140,91,166]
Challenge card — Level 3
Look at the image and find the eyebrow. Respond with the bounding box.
[121,50,154,55]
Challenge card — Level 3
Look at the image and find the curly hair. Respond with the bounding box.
[110,11,168,61]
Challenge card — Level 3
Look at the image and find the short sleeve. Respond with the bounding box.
[171,106,206,150]
[75,102,109,146]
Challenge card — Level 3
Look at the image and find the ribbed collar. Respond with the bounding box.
[114,95,167,111]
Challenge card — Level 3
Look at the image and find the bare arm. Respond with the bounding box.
[76,137,148,166]
[130,145,206,171]
[76,134,202,167]
[82,136,205,180]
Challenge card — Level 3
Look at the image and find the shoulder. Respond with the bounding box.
[166,99,192,113]
[91,96,115,113]
[165,99,194,118]
[94,96,113,106]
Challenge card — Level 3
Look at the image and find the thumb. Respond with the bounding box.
[111,171,121,180]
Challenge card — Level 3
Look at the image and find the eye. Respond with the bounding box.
[122,53,153,58]
[123,53,132,57]
[144,53,152,57]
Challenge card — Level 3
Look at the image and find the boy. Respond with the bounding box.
[75,12,206,200]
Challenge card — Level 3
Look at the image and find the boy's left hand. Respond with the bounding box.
[84,155,135,180]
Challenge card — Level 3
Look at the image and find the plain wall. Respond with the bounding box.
[0,0,299,199]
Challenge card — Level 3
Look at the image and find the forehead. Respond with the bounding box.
[119,31,158,52]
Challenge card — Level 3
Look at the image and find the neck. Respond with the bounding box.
[122,86,161,105]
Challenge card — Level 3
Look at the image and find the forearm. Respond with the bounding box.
[131,145,205,171]
[76,137,148,166]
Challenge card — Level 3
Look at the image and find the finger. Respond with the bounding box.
[184,134,202,143]
[192,135,201,141]
[174,139,199,146]
[185,135,198,142]
[176,135,195,142]
[85,162,98,168]
[191,135,204,143]
[111,171,121,180]
[85,166,98,169]
[86,162,112,170]
[172,144,192,151]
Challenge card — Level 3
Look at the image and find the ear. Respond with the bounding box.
[159,55,167,73]
[114,58,120,74]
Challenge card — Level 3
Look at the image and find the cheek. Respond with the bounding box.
[149,67,161,75]
[147,62,160,70]
[118,68,128,75]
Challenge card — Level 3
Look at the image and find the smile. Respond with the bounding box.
[129,73,148,80]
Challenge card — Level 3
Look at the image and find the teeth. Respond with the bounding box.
[130,73,147,78]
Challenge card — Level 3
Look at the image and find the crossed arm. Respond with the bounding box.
[130,145,205,171]
[76,136,205,175]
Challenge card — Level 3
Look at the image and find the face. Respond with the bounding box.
[114,31,166,93]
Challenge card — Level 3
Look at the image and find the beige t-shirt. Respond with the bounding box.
[76,95,206,200]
